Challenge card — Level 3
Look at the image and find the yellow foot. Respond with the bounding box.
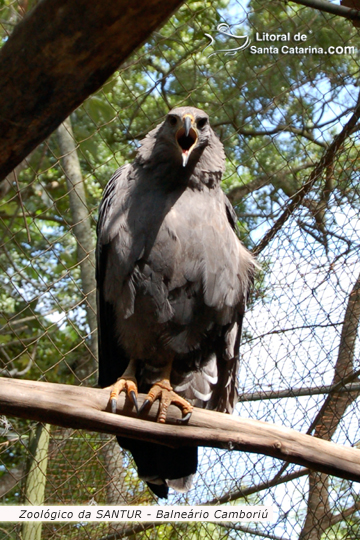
[140,379,193,423]
[106,376,138,413]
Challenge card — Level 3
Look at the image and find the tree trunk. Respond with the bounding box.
[100,435,126,504]
[57,118,126,506]
[57,117,97,379]
[300,271,360,539]
[100,434,127,535]
[21,423,50,540]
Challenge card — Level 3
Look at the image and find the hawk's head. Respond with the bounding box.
[136,106,225,183]
[165,107,211,167]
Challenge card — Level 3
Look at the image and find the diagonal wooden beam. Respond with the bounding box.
[288,0,360,21]
[1,377,360,483]
[0,0,185,181]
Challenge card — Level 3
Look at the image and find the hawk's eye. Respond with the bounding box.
[197,117,208,129]
[168,115,177,126]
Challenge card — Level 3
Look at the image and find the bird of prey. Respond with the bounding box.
[96,106,256,498]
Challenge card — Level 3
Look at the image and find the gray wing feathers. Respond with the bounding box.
[97,164,131,245]
[98,164,147,316]
[98,162,254,414]
[162,188,253,320]
[167,188,253,413]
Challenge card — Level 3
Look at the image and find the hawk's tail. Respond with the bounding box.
[117,437,197,498]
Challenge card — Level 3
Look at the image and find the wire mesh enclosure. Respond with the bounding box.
[0,0,360,538]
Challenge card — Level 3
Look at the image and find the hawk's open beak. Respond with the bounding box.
[184,115,192,137]
[176,115,198,167]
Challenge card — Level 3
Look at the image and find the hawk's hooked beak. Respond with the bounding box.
[184,115,192,137]
[176,115,198,167]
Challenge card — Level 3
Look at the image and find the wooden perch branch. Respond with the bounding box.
[0,377,360,483]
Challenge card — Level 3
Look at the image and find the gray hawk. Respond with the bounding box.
[96,106,256,498]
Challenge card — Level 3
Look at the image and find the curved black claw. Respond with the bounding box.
[111,397,117,414]
[130,391,139,413]
[175,411,192,424]
[139,398,150,414]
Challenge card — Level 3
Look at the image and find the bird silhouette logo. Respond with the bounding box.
[204,23,251,57]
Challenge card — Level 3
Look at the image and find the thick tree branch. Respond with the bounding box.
[327,498,360,527]
[0,0,185,181]
[238,381,360,402]
[205,468,309,505]
[239,125,327,148]
[216,523,289,540]
[254,90,360,255]
[213,121,327,147]
[1,377,360,483]
[0,212,66,226]
[98,523,157,540]
[227,162,314,203]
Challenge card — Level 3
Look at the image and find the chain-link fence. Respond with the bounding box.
[0,0,360,538]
